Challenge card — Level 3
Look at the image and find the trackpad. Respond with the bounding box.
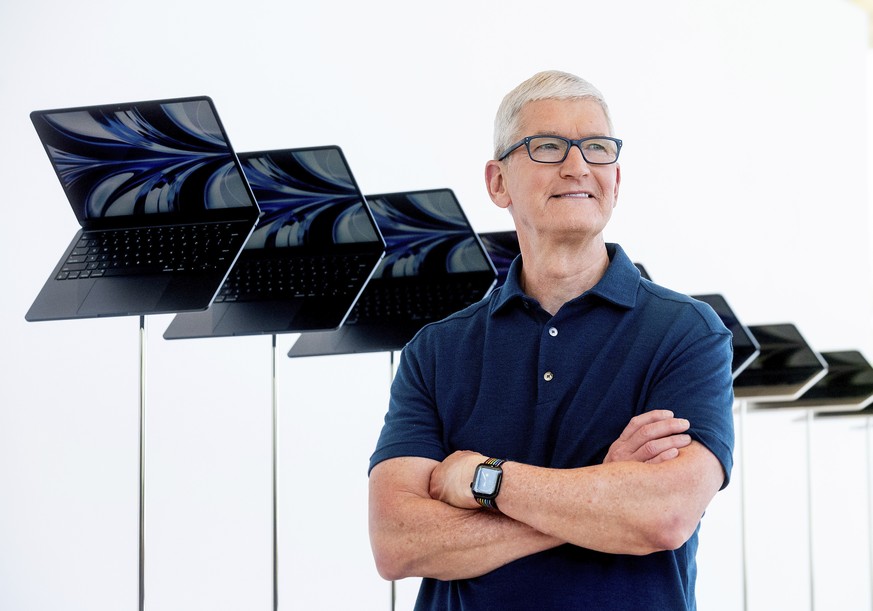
[213,301,303,335]
[78,277,169,316]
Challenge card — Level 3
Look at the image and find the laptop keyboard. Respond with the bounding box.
[57,223,246,280]
[214,254,372,302]
[346,279,486,324]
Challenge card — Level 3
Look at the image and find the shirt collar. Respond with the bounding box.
[490,243,640,315]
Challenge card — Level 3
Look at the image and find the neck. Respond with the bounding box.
[518,236,609,316]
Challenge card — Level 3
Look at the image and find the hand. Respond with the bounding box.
[429,450,486,510]
[603,410,691,464]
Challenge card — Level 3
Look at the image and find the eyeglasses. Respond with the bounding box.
[498,135,623,165]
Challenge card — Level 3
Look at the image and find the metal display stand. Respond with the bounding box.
[804,409,816,611]
[389,350,398,611]
[815,409,873,610]
[272,334,280,611]
[868,417,873,611]
[739,402,819,611]
[138,315,147,611]
[736,400,750,611]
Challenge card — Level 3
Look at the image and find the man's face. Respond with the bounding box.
[486,98,621,245]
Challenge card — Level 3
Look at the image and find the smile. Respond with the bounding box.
[554,192,593,199]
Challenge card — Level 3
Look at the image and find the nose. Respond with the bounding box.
[560,143,591,177]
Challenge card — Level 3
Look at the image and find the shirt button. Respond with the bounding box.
[543,371,554,382]
[548,327,558,337]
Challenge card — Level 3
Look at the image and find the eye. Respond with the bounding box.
[527,137,568,162]
[532,140,562,153]
[581,138,619,162]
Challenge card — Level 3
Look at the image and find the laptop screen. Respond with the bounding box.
[238,147,381,251]
[691,294,760,377]
[31,97,256,224]
[365,189,493,279]
[733,323,825,387]
[799,350,873,401]
[478,231,520,287]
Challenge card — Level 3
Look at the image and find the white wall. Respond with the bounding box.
[1,0,871,609]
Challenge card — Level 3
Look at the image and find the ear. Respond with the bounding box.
[612,164,621,207]
[485,160,511,210]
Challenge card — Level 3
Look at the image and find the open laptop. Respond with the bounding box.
[477,230,519,288]
[691,294,760,379]
[26,96,260,321]
[163,146,386,339]
[733,323,828,402]
[762,350,873,412]
[287,189,496,357]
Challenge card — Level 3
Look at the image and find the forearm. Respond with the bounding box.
[368,458,561,581]
[497,443,723,555]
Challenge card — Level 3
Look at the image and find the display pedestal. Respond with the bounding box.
[389,350,397,611]
[737,400,749,611]
[138,316,147,611]
[271,334,279,611]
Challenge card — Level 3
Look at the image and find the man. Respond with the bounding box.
[368,70,734,610]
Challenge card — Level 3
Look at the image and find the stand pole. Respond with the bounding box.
[272,334,279,611]
[138,315,147,611]
[805,410,816,611]
[738,400,749,611]
[389,350,397,611]
[867,417,873,611]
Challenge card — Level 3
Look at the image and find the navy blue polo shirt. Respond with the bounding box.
[370,243,735,611]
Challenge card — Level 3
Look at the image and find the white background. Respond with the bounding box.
[2,0,873,609]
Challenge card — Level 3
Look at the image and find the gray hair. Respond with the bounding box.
[492,70,615,159]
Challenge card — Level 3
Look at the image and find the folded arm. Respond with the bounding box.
[368,456,561,581]
[368,410,705,581]
[467,440,723,555]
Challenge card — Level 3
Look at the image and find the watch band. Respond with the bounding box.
[474,458,506,510]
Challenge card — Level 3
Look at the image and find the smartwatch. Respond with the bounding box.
[470,458,506,510]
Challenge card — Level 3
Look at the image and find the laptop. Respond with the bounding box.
[163,146,386,339]
[733,323,828,402]
[286,188,497,357]
[26,96,260,322]
[762,350,873,412]
[691,294,760,379]
[477,230,519,288]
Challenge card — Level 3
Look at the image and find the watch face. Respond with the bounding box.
[472,465,501,496]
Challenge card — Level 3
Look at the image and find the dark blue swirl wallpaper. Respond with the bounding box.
[32,99,254,219]
[239,148,380,249]
[366,190,491,279]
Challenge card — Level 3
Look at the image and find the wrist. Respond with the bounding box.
[470,457,507,510]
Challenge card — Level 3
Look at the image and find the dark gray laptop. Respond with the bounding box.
[733,323,828,402]
[26,96,260,321]
[477,230,519,288]
[163,147,385,339]
[691,294,760,379]
[287,189,496,357]
[763,350,873,412]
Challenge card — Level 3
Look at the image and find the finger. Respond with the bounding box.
[635,433,692,462]
[615,410,675,442]
[616,417,690,456]
[646,447,680,464]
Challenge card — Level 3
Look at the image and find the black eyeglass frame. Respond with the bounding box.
[497,135,623,165]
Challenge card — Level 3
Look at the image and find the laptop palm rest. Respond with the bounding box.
[213,301,304,335]
[78,276,170,316]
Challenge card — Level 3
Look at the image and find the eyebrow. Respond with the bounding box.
[529,131,611,139]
